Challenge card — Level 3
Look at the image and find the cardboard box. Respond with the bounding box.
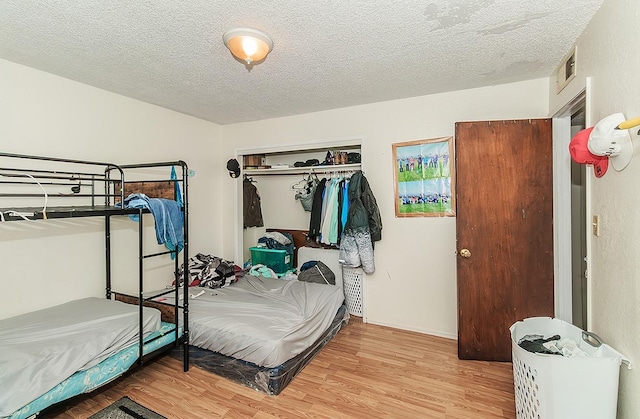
[244,154,266,167]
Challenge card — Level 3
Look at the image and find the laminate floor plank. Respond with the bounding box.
[41,318,516,418]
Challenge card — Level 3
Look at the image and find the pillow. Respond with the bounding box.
[298,261,335,285]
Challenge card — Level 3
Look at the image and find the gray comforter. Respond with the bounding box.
[169,276,344,368]
[0,298,161,417]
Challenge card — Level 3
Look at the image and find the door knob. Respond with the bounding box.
[459,248,471,258]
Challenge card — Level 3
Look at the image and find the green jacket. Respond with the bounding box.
[345,172,382,242]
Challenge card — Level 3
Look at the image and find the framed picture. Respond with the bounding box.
[392,136,455,217]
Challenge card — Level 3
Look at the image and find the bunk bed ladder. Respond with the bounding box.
[115,160,191,372]
[105,215,112,299]
[138,207,145,365]
[181,162,190,372]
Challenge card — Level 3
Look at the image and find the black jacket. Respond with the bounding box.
[243,179,264,228]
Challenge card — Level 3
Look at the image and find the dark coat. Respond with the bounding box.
[243,179,264,228]
[344,171,382,242]
[340,171,382,274]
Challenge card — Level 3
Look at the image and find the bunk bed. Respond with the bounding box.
[0,152,190,419]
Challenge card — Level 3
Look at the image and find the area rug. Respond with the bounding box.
[88,397,167,419]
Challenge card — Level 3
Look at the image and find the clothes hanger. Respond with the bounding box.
[290,175,308,191]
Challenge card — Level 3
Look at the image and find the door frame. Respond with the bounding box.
[551,79,593,328]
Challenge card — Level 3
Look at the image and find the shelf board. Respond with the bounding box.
[243,163,361,175]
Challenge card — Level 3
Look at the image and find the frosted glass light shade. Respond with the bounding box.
[223,28,273,65]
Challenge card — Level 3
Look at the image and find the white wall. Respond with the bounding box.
[0,59,222,319]
[221,78,549,338]
[549,0,640,415]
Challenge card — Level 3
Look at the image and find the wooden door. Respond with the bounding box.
[456,119,554,361]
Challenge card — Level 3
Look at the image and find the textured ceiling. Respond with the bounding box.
[0,1,603,125]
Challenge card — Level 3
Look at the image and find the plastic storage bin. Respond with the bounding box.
[342,267,363,316]
[249,247,293,274]
[510,317,632,419]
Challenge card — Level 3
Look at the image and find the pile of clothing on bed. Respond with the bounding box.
[176,253,240,289]
[176,245,335,291]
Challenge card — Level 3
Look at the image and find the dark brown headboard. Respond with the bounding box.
[114,181,176,202]
[265,228,336,267]
[113,293,175,323]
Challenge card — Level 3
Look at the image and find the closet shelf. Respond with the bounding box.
[244,163,361,176]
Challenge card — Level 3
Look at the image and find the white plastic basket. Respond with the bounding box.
[342,266,363,316]
[510,317,632,419]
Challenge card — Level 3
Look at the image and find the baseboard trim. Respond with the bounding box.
[363,318,457,340]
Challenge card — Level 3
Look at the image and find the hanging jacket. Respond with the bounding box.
[321,178,340,245]
[339,172,382,274]
[360,174,382,242]
[308,178,327,240]
[243,179,264,228]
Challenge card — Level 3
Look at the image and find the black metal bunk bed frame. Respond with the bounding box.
[0,151,190,372]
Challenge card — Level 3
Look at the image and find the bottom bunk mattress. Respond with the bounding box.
[173,304,347,395]
[0,297,175,419]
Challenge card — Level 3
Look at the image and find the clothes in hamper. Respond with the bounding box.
[518,334,563,355]
[518,334,588,357]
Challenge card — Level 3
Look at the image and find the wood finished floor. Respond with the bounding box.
[42,318,516,418]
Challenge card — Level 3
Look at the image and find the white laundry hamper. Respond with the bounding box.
[510,317,632,419]
[342,266,363,316]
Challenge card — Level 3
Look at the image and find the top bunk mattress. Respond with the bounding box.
[168,276,344,368]
[0,297,161,417]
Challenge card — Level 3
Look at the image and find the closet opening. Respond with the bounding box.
[233,139,362,266]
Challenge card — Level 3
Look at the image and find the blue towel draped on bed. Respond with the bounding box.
[120,193,184,258]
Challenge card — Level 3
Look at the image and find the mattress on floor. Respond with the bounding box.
[180,304,348,395]
[0,297,161,418]
[164,275,344,368]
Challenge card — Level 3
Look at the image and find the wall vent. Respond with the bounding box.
[556,46,577,93]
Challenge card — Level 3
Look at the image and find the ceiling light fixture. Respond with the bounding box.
[223,28,273,66]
